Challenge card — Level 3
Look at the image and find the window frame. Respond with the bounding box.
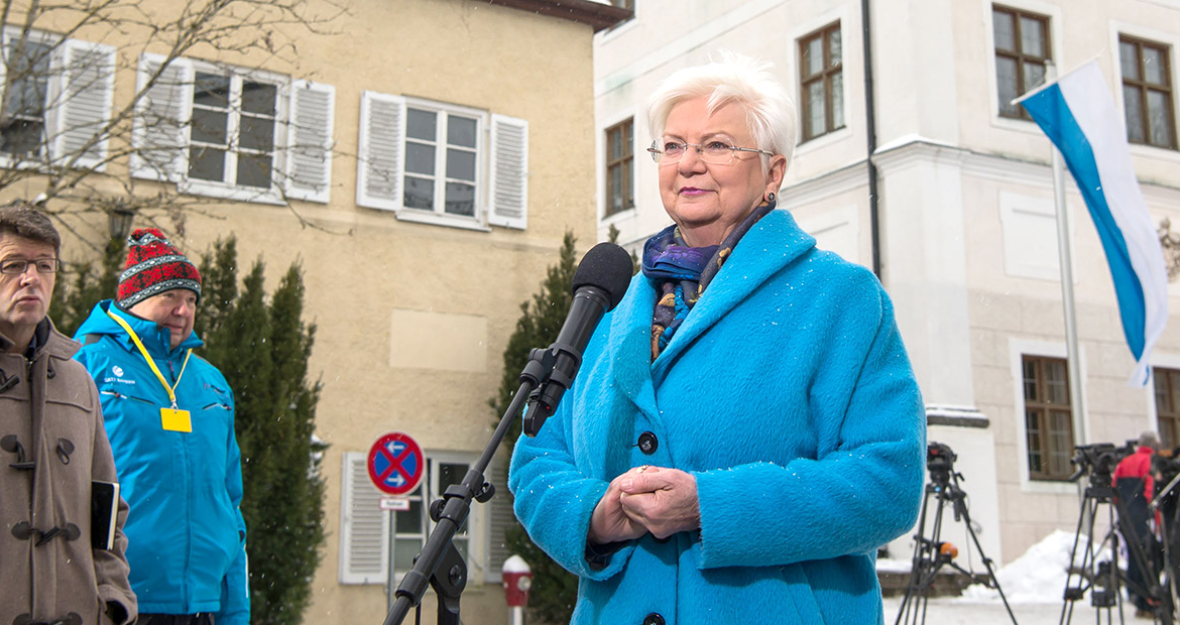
[399,97,488,228]
[356,92,527,231]
[339,450,487,586]
[991,4,1052,121]
[389,452,481,581]
[797,21,844,143]
[0,27,118,172]
[1021,354,1075,481]
[0,29,59,163]
[1119,34,1178,151]
[604,117,634,218]
[1155,367,1180,449]
[983,0,1063,134]
[179,59,290,202]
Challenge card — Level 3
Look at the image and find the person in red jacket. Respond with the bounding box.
[1114,431,1160,617]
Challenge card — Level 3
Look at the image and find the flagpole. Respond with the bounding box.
[1046,62,1087,445]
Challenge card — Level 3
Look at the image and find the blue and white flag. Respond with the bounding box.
[1016,59,1168,386]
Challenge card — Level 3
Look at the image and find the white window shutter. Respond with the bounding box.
[130,53,192,181]
[485,457,511,584]
[356,91,406,211]
[339,452,388,585]
[487,114,528,230]
[285,79,335,203]
[52,39,115,171]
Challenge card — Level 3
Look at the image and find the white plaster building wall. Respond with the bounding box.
[945,0,1180,559]
[594,0,868,252]
[870,0,962,147]
[952,0,1180,184]
[594,0,1180,565]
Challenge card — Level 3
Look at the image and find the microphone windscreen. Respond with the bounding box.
[572,242,634,311]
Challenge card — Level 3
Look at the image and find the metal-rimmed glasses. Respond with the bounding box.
[0,258,60,274]
[647,140,774,166]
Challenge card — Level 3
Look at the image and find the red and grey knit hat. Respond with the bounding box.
[116,228,202,309]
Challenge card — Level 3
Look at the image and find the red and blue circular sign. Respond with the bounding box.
[367,432,424,495]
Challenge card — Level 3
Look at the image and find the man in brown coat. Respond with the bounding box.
[0,205,136,625]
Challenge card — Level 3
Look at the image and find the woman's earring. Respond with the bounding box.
[766,192,776,203]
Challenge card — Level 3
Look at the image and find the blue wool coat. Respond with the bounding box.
[73,301,249,624]
[509,209,926,625]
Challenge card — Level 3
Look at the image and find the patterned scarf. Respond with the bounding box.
[642,200,776,360]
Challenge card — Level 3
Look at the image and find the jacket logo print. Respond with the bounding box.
[112,365,124,377]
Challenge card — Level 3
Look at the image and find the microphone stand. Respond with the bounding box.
[381,346,558,625]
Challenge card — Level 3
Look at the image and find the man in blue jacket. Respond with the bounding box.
[73,229,249,625]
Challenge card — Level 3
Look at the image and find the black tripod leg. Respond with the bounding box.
[1062,497,1095,625]
[956,503,1019,625]
[919,494,954,625]
[897,486,947,625]
[897,488,935,625]
[1162,506,1179,625]
[1106,505,1125,625]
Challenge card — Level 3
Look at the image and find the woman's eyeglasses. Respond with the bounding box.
[647,140,773,166]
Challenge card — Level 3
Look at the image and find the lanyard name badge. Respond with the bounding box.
[107,310,193,433]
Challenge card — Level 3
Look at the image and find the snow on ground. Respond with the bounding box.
[959,529,1081,603]
[883,595,1154,624]
[882,529,1153,623]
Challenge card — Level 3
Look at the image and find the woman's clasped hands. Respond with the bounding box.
[588,465,702,544]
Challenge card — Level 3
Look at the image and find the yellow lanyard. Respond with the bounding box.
[106,310,192,409]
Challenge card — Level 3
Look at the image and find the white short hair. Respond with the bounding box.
[645,52,797,171]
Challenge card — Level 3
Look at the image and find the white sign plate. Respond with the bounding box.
[380,497,411,511]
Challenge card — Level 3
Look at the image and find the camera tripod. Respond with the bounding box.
[894,446,1018,625]
[1059,464,1165,625]
[1154,469,1180,624]
[1151,466,1180,622]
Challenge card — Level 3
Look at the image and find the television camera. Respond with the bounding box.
[926,441,957,487]
[1067,443,1131,485]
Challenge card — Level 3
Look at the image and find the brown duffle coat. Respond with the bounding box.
[0,320,136,625]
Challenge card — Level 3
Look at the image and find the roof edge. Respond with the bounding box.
[482,0,633,32]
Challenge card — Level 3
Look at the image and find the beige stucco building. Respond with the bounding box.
[1,0,629,623]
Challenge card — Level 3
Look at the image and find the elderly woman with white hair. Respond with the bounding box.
[509,54,926,624]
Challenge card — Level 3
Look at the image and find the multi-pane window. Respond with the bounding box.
[133,55,334,203]
[404,106,479,218]
[1,39,52,156]
[1022,355,1074,480]
[993,5,1051,120]
[605,118,633,217]
[798,22,844,142]
[390,458,472,577]
[188,71,279,189]
[1120,36,1177,150]
[356,93,527,229]
[339,451,485,585]
[1155,368,1180,449]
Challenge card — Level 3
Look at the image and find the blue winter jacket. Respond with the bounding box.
[510,209,926,624]
[73,301,249,624]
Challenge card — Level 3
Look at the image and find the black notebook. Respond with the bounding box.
[91,481,119,550]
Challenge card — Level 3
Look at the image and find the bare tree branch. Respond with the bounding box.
[1,0,351,254]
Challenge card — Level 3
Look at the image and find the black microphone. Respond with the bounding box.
[521,242,633,437]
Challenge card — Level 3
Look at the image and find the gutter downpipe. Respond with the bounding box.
[861,0,881,277]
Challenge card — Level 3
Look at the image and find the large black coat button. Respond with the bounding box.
[638,431,658,455]
[643,613,665,625]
